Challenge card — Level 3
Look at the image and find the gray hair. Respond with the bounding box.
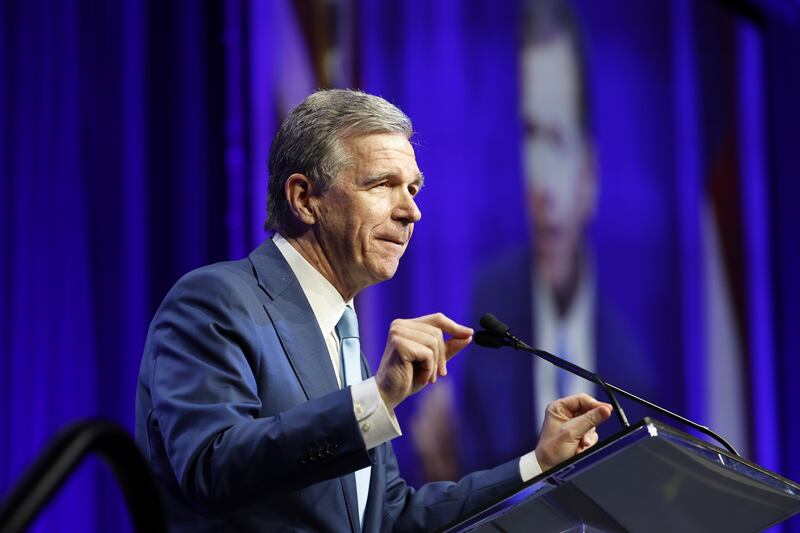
[266,89,413,231]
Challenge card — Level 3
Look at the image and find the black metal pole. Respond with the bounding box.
[0,419,167,533]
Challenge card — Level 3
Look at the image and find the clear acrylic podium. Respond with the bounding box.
[441,418,800,532]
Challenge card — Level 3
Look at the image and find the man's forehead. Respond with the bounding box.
[343,133,421,175]
[344,132,415,155]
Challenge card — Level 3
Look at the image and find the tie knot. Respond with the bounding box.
[336,305,359,340]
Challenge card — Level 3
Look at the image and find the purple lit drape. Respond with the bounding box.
[1,1,228,531]
[2,2,100,530]
[768,7,800,533]
[2,1,800,532]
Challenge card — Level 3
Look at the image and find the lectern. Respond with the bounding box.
[441,418,800,532]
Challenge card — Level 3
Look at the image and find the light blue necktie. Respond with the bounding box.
[336,305,371,527]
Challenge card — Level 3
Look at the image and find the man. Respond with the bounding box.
[414,0,652,480]
[135,89,612,532]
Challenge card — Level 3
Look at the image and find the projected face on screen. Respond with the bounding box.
[522,35,596,301]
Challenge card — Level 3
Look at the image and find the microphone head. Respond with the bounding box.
[474,331,506,349]
[479,313,509,337]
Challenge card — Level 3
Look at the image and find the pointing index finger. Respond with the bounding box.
[417,313,474,339]
[444,335,472,360]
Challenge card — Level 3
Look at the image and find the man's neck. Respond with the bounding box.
[278,229,357,301]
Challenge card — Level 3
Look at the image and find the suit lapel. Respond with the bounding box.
[267,298,340,401]
[249,239,339,401]
[249,239,360,531]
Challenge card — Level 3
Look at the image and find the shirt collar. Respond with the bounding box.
[272,232,352,336]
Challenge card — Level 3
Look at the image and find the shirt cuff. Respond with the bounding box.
[519,449,543,482]
[351,377,402,450]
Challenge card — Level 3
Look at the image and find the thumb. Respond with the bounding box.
[565,404,612,438]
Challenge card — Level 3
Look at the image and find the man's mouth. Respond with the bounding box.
[377,237,407,247]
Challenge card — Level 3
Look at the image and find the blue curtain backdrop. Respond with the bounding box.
[2,0,799,532]
[0,1,229,531]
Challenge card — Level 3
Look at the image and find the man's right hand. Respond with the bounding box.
[374,313,473,411]
[534,393,612,471]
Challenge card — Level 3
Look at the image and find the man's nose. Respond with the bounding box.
[394,190,422,224]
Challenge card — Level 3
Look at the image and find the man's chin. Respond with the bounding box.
[381,264,401,281]
[372,260,401,283]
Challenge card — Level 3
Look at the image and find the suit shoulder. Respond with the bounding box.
[174,258,255,292]
[156,258,263,318]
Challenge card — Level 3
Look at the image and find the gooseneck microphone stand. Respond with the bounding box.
[476,313,740,457]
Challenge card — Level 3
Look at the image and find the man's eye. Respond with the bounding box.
[408,185,419,196]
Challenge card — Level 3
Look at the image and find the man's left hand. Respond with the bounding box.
[533,393,612,471]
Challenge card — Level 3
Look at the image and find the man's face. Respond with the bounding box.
[313,133,423,296]
[522,36,595,291]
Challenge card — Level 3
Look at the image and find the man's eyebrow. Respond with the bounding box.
[361,172,425,187]
[361,173,391,185]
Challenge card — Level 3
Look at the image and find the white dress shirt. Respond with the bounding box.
[273,233,401,448]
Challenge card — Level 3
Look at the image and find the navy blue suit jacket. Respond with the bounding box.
[135,239,524,532]
[458,247,657,475]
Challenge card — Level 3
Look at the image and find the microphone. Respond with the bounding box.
[478,314,597,383]
[476,313,741,457]
[473,330,508,349]
[479,314,528,350]
[479,313,509,336]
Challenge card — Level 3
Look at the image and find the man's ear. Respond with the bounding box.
[285,173,317,226]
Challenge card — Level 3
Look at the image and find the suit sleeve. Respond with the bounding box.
[380,443,524,532]
[145,267,370,511]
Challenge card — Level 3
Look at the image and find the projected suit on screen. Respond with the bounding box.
[413,0,653,480]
